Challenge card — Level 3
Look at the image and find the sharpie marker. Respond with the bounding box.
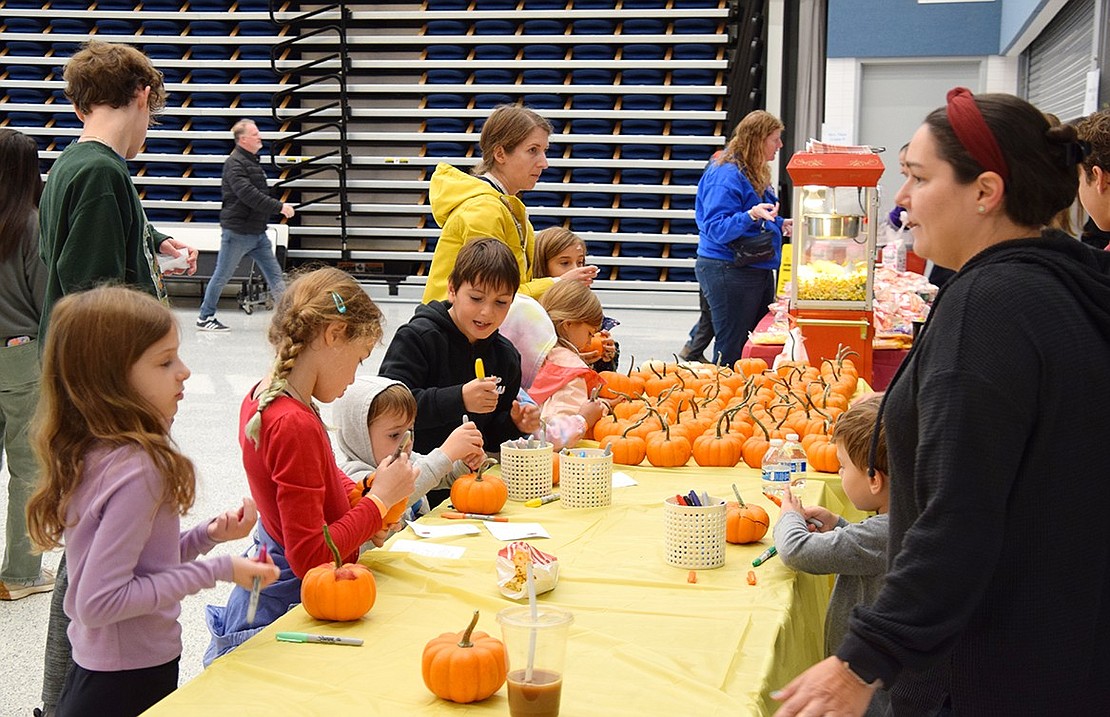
[524,493,560,508]
[246,543,268,625]
[442,511,508,522]
[276,632,363,646]
[751,545,777,567]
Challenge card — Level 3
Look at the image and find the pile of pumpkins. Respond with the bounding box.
[592,350,860,474]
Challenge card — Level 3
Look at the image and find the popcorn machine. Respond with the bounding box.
[785,150,885,382]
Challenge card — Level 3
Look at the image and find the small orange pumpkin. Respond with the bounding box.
[450,459,507,515]
[422,610,507,703]
[805,435,841,473]
[301,523,376,621]
[726,485,770,544]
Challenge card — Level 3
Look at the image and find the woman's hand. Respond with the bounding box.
[773,656,877,717]
[207,497,258,542]
[782,218,794,237]
[748,202,779,222]
[462,377,502,414]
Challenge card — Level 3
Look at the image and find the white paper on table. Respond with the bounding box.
[611,471,638,488]
[389,538,465,559]
[406,520,480,539]
[484,522,550,541]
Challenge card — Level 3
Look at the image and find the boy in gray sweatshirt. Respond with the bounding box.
[773,393,889,716]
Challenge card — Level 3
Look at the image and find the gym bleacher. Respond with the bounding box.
[1,0,765,297]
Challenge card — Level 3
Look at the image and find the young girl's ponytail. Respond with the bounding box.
[245,267,384,446]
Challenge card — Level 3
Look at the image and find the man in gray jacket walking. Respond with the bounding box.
[196,119,294,332]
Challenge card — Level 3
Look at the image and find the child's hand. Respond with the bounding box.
[207,497,258,542]
[781,488,837,532]
[599,331,617,362]
[442,419,484,463]
[560,265,598,286]
[463,377,502,414]
[578,400,605,428]
[511,400,541,435]
[229,554,279,591]
[370,453,418,509]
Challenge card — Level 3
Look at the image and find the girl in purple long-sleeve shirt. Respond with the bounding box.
[26,286,279,717]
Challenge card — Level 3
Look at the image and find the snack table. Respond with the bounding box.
[146,465,846,716]
[742,312,908,391]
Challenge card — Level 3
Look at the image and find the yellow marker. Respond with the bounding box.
[474,358,485,379]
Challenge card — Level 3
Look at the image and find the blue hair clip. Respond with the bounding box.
[331,291,347,314]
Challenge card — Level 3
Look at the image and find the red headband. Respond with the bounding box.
[945,87,1009,184]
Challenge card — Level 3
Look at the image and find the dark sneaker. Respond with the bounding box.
[0,569,56,600]
[196,317,230,332]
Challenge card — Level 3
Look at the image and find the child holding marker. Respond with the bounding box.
[334,376,485,519]
[25,287,278,717]
[204,268,417,664]
[772,393,890,717]
[530,280,613,450]
[380,238,540,457]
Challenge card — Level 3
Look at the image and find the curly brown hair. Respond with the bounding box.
[64,40,166,118]
[717,110,785,192]
[1077,109,1110,180]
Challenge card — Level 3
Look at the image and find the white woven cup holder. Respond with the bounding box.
[499,440,553,501]
[558,449,612,509]
[663,495,727,569]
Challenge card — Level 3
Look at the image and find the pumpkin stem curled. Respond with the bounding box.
[458,610,480,648]
[322,523,343,570]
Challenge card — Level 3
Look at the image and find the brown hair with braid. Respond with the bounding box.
[27,286,195,550]
[244,267,384,445]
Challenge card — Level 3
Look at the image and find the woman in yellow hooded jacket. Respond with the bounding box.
[423,104,596,303]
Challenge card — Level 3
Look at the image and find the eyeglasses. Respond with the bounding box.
[331,291,347,314]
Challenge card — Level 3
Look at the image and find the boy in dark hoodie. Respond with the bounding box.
[380,239,540,460]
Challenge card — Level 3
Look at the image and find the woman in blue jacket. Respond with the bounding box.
[694,111,792,366]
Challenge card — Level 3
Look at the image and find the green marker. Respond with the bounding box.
[276,632,363,646]
[752,545,777,567]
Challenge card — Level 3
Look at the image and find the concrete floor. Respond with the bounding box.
[0,284,701,715]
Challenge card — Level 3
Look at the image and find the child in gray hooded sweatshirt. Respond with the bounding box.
[334,375,485,519]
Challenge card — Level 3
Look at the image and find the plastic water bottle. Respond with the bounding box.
[782,433,808,493]
[760,439,790,496]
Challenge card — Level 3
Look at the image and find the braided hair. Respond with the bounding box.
[244,267,383,445]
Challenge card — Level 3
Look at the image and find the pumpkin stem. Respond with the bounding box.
[626,354,636,377]
[322,523,342,570]
[731,483,746,507]
[476,457,498,480]
[458,610,480,649]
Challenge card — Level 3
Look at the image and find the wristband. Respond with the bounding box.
[840,659,883,690]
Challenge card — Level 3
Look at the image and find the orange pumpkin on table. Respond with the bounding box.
[301,524,376,621]
[450,459,507,514]
[726,485,770,544]
[422,610,507,703]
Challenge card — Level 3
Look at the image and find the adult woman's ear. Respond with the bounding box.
[974,170,1007,214]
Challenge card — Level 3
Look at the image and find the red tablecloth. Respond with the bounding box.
[741,312,907,391]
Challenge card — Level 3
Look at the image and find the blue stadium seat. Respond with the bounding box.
[473,93,514,109]
[189,186,222,202]
[668,268,696,281]
[5,88,51,103]
[189,139,230,154]
[671,119,719,136]
[96,19,138,35]
[570,118,615,135]
[51,42,81,58]
[621,193,663,209]
[425,93,468,109]
[622,44,665,60]
[620,220,665,235]
[522,45,565,60]
[47,0,92,8]
[572,0,617,7]
[189,21,235,36]
[623,0,667,7]
[253,117,279,132]
[673,43,718,60]
[618,267,661,280]
[521,93,564,110]
[426,45,468,60]
[145,209,186,222]
[620,144,663,160]
[234,0,270,8]
[570,167,614,184]
[159,67,187,83]
[51,113,83,128]
[188,117,228,132]
[3,18,45,32]
[521,19,565,35]
[669,193,696,210]
[425,118,468,133]
[143,43,186,59]
[620,19,667,35]
[571,94,615,110]
[139,0,186,7]
[620,94,665,111]
[571,69,615,85]
[531,216,561,231]
[670,144,716,161]
[153,115,185,130]
[569,143,613,159]
[674,0,723,7]
[425,69,468,84]
[573,217,613,233]
[141,20,186,36]
[143,138,187,154]
[237,21,277,36]
[674,18,719,34]
[188,92,235,108]
[237,45,273,60]
[521,69,565,85]
[539,167,565,182]
[6,111,50,127]
[190,45,233,60]
[472,69,516,84]
[48,19,91,34]
[671,168,706,185]
[0,0,43,7]
[669,219,698,234]
[190,69,234,84]
[474,20,517,35]
[545,142,565,156]
[474,44,516,60]
[237,69,278,84]
[189,163,224,178]
[671,94,718,111]
[621,69,666,85]
[426,142,468,157]
[620,168,664,184]
[144,162,186,177]
[585,241,614,256]
[571,44,615,61]
[186,0,233,8]
[527,192,565,207]
[570,192,612,208]
[619,119,664,135]
[670,242,698,258]
[4,65,50,81]
[672,69,719,86]
[143,185,186,202]
[426,0,469,8]
[474,0,519,8]
[237,93,272,108]
[425,20,469,35]
[619,240,663,256]
[570,19,614,35]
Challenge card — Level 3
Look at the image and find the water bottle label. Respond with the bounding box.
[762,466,790,482]
[790,459,807,473]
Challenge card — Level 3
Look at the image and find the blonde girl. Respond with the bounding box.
[530,280,611,450]
[26,286,277,717]
[204,267,417,664]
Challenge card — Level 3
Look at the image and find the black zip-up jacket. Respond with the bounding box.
[219,146,282,234]
[379,300,525,456]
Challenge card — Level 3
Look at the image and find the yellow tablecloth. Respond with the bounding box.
[147,466,836,716]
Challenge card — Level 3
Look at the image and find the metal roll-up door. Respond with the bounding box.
[1024,0,1095,121]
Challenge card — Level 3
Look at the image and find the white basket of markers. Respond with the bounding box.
[499,438,553,502]
[663,494,727,569]
[558,447,612,509]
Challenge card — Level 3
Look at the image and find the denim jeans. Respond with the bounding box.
[683,289,715,360]
[198,228,286,319]
[694,256,775,366]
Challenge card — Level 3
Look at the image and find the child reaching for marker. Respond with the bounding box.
[205,268,417,664]
[531,280,614,451]
[772,393,890,717]
[25,287,278,717]
[334,376,485,520]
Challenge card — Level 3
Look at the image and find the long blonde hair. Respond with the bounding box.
[540,280,603,353]
[533,227,586,280]
[717,110,785,192]
[27,286,194,550]
[245,267,384,445]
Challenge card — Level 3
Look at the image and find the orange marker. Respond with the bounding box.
[747,570,758,586]
[687,570,698,584]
